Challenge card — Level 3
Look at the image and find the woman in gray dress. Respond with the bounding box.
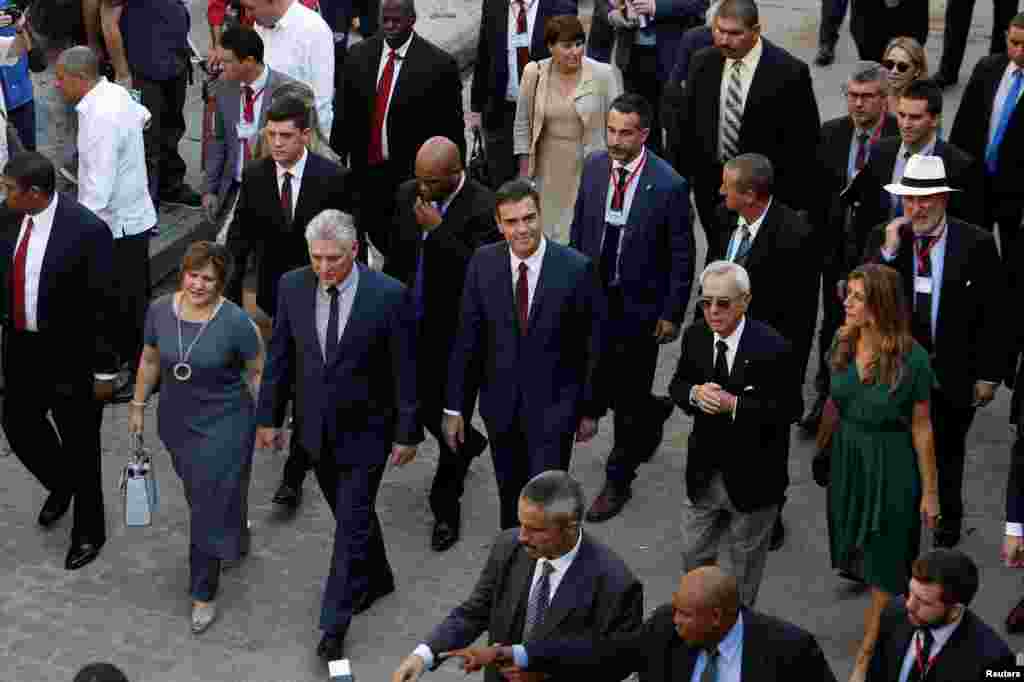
[129,241,264,634]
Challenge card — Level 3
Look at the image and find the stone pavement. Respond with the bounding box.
[1,1,1022,681]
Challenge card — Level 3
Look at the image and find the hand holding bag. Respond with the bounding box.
[120,434,159,527]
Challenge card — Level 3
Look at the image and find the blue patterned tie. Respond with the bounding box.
[985,70,1023,174]
[523,561,555,639]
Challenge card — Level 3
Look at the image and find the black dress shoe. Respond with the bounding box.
[65,538,104,570]
[799,394,828,434]
[585,482,632,523]
[814,43,835,67]
[931,72,958,89]
[1007,596,1024,634]
[353,579,395,615]
[38,492,72,527]
[316,632,345,661]
[431,520,460,552]
[272,482,302,508]
[769,517,785,551]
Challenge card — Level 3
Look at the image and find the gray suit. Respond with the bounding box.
[423,529,643,682]
[203,66,295,208]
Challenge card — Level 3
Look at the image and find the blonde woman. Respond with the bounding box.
[881,36,927,114]
[514,15,621,244]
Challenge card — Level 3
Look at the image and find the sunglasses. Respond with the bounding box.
[882,59,914,74]
[698,296,737,310]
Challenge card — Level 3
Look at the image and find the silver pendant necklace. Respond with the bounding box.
[173,293,225,381]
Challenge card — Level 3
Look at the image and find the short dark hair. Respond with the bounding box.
[520,471,585,526]
[716,0,759,29]
[911,549,980,606]
[73,663,130,682]
[725,152,773,197]
[220,25,264,64]
[544,15,585,47]
[179,241,234,294]
[901,78,943,116]
[609,93,653,130]
[494,178,541,216]
[265,94,312,131]
[1010,11,1024,31]
[3,152,56,195]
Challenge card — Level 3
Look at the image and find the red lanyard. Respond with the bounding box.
[243,86,266,124]
[913,225,945,276]
[610,149,646,209]
[914,630,938,677]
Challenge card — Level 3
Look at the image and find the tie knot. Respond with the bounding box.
[705,646,720,660]
[540,561,555,576]
[858,131,869,142]
[731,61,742,72]
[918,627,934,646]
[327,285,339,299]
[716,340,728,354]
[244,84,254,96]
[519,261,528,276]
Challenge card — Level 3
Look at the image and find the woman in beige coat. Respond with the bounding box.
[514,15,622,244]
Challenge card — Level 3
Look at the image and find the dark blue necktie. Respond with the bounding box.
[325,285,339,364]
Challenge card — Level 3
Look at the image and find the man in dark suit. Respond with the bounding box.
[255,209,421,661]
[444,179,606,531]
[863,154,1004,548]
[0,152,118,571]
[385,136,501,552]
[679,0,819,261]
[443,566,837,682]
[1007,243,1024,632]
[934,0,1020,88]
[333,0,464,258]
[801,61,899,432]
[391,470,643,682]
[567,94,693,523]
[847,79,987,259]
[668,261,801,605]
[468,0,577,187]
[849,0,927,62]
[201,26,294,227]
[949,14,1024,261]
[226,94,353,509]
[866,549,1015,682]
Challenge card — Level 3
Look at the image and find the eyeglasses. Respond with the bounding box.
[842,88,882,102]
[698,296,736,310]
[882,59,914,74]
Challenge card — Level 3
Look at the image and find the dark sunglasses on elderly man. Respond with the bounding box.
[882,59,913,74]
[697,296,737,310]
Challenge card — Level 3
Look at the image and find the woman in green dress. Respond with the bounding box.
[827,263,941,682]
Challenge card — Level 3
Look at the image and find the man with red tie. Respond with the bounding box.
[202,26,295,230]
[0,152,118,571]
[333,0,464,262]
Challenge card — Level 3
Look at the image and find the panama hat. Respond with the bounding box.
[884,154,961,196]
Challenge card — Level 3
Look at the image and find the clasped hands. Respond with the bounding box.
[692,383,737,416]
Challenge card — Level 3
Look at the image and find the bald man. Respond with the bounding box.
[385,137,501,551]
[445,566,836,682]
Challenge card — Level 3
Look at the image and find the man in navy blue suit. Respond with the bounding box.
[255,209,421,661]
[445,179,606,531]
[568,94,693,523]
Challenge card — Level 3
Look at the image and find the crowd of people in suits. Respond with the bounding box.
[1,0,1024,677]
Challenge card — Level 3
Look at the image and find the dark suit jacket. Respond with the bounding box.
[384,178,501,412]
[950,54,1024,211]
[0,194,117,376]
[569,150,693,331]
[225,151,352,316]
[335,33,464,178]
[447,240,606,440]
[815,113,899,280]
[863,217,1003,407]
[708,200,818,371]
[845,136,986,257]
[866,603,1014,682]
[589,0,706,81]
[668,317,801,512]
[680,39,820,211]
[424,528,644,682]
[470,0,578,122]
[255,264,422,464]
[523,604,837,682]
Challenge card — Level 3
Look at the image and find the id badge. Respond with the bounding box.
[605,206,627,226]
[915,276,932,294]
[510,32,530,49]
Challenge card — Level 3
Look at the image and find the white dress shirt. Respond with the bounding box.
[315,263,359,360]
[506,0,539,102]
[718,37,763,159]
[12,192,59,332]
[689,316,746,418]
[375,32,414,161]
[276,147,309,218]
[601,148,648,280]
[256,0,335,138]
[0,36,22,173]
[236,65,270,181]
[726,198,771,261]
[75,78,157,239]
[897,617,962,682]
[989,62,1024,146]
[689,611,744,682]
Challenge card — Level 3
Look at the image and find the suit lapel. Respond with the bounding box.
[729,320,750,389]
[708,55,724,140]
[36,197,66,322]
[504,548,538,641]
[625,157,656,242]
[936,220,965,348]
[742,42,774,137]
[530,536,593,640]
[740,202,774,270]
[258,69,280,130]
[526,242,556,334]
[981,56,1009,131]
[573,59,598,131]
[389,35,420,123]
[496,243,521,334]
[293,154,319,229]
[738,610,770,680]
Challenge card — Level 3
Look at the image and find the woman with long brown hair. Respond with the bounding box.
[824,263,940,682]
